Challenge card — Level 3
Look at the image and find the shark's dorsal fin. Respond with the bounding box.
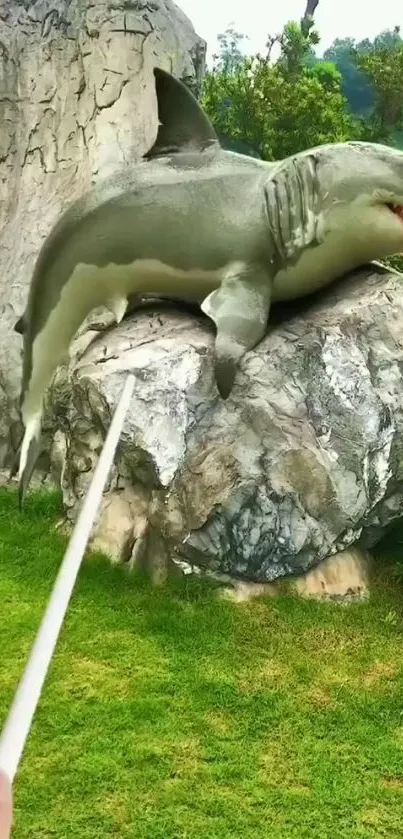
[144,67,220,160]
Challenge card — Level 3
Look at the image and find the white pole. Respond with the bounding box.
[0,374,135,783]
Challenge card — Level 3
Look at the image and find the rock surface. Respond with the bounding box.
[0,0,206,467]
[220,546,373,602]
[46,264,403,584]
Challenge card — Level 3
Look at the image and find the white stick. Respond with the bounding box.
[0,374,135,782]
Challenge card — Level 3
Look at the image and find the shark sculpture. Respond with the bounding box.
[15,67,403,506]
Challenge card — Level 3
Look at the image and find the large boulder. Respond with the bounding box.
[45,263,403,586]
[0,0,206,466]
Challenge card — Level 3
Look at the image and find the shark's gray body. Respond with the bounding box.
[16,67,403,504]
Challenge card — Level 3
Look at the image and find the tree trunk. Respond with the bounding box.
[302,0,319,21]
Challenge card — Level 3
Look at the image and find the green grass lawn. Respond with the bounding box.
[1,489,403,838]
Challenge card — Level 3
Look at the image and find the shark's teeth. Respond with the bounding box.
[387,203,403,220]
[106,296,128,324]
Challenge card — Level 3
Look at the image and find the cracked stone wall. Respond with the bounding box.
[0,0,206,465]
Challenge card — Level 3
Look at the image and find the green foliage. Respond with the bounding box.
[2,489,403,837]
[212,23,249,74]
[321,27,403,140]
[203,19,403,165]
[383,253,403,274]
[322,38,375,116]
[372,26,402,51]
[352,38,403,144]
[272,19,319,74]
[202,21,361,161]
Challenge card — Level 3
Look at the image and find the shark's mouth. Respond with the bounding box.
[387,203,403,221]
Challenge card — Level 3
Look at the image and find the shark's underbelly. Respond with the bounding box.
[272,230,374,302]
[24,260,223,422]
[24,224,384,426]
[69,228,373,311]
[85,223,379,308]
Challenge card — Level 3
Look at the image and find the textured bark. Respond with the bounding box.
[0,0,206,466]
[46,264,403,584]
[302,0,319,21]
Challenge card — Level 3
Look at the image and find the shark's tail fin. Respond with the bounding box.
[17,416,43,509]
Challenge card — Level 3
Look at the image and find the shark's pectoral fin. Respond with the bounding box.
[201,267,272,399]
[106,295,128,324]
[18,415,43,509]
